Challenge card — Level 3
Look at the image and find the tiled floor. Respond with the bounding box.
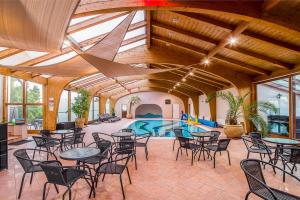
[1,119,300,200]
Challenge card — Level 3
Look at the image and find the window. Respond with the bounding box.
[257,78,289,136]
[293,75,300,139]
[7,105,23,122]
[57,90,69,122]
[26,105,43,129]
[7,77,23,103]
[71,91,78,121]
[88,97,100,121]
[105,99,110,114]
[26,81,43,103]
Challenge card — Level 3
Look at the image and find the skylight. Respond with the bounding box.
[70,14,128,43]
[69,14,100,26]
[0,47,8,52]
[131,10,145,24]
[35,51,77,66]
[118,39,146,53]
[70,73,104,85]
[124,27,146,40]
[0,51,48,66]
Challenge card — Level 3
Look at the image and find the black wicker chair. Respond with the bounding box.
[172,128,185,151]
[242,136,273,162]
[40,160,94,200]
[135,133,151,160]
[61,132,76,151]
[92,132,111,142]
[175,136,200,165]
[278,146,300,182]
[240,159,300,200]
[203,131,221,146]
[249,132,262,139]
[205,139,231,168]
[74,132,86,147]
[13,149,57,199]
[94,153,133,199]
[32,136,59,159]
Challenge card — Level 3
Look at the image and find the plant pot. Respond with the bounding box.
[224,124,244,138]
[126,113,133,119]
[75,118,85,128]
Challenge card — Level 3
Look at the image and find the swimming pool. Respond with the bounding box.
[127,120,206,137]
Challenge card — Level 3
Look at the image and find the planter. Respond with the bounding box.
[75,118,85,128]
[126,113,133,119]
[224,124,244,138]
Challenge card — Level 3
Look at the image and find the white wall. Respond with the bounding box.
[115,91,185,118]
[216,87,244,125]
[199,94,211,120]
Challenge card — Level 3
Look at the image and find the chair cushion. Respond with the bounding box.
[97,163,125,174]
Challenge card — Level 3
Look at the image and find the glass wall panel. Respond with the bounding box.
[58,90,69,122]
[71,91,78,121]
[26,81,43,103]
[26,105,43,129]
[7,105,23,122]
[7,77,23,103]
[93,97,99,119]
[105,99,110,114]
[88,99,93,121]
[257,78,289,136]
[293,75,300,138]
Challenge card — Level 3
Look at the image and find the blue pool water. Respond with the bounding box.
[127,120,206,137]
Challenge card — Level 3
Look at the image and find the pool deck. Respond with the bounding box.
[2,119,300,200]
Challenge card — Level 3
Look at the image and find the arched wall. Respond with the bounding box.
[115,91,185,119]
[135,104,163,118]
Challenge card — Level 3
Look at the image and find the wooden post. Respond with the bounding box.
[289,76,295,139]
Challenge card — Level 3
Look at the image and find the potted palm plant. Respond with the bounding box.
[71,89,90,128]
[127,96,141,119]
[206,91,277,138]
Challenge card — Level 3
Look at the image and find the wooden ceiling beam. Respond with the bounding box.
[174,11,300,53]
[0,49,23,59]
[121,34,147,46]
[152,35,270,75]
[68,12,129,34]
[146,10,151,48]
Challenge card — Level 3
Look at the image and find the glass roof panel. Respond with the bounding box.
[0,47,8,52]
[0,51,48,66]
[69,14,100,26]
[131,10,145,24]
[123,27,146,40]
[35,51,77,66]
[118,39,146,53]
[70,14,128,43]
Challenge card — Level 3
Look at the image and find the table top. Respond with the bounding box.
[60,147,100,161]
[191,132,212,137]
[111,131,134,137]
[51,129,74,134]
[262,137,300,145]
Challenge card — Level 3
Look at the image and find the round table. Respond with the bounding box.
[191,132,213,160]
[263,137,300,164]
[51,129,74,150]
[60,147,100,161]
[111,131,134,137]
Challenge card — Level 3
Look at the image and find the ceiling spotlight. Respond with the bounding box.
[173,86,176,89]
[182,78,186,82]
[203,58,210,65]
[166,43,171,47]
[228,37,238,46]
[176,82,180,86]
[189,71,194,76]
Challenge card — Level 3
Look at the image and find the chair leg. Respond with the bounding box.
[68,188,71,200]
[30,172,34,184]
[120,175,126,199]
[191,150,194,166]
[282,160,286,182]
[176,148,180,161]
[33,147,37,159]
[134,154,138,170]
[145,146,149,160]
[259,153,263,161]
[291,163,296,174]
[18,173,26,199]
[42,182,48,200]
[227,150,231,166]
[213,152,216,168]
[172,139,176,151]
[102,173,106,182]
[245,191,251,200]
[54,184,59,193]
[126,167,132,184]
[185,148,188,156]
[246,151,250,159]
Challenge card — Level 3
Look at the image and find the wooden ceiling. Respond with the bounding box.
[1,0,300,100]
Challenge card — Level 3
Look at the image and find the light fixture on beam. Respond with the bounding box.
[203,58,210,65]
[228,36,238,46]
[189,71,194,76]
[182,78,186,82]
[176,82,180,86]
[173,86,176,89]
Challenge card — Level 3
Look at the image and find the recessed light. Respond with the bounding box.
[189,71,194,76]
[166,43,171,46]
[203,58,210,65]
[176,82,180,86]
[182,78,186,82]
[228,36,238,46]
